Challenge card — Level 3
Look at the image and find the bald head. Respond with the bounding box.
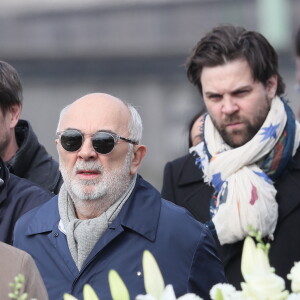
[57,93,143,143]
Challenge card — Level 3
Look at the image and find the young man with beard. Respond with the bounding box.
[13,93,226,300]
[163,25,300,289]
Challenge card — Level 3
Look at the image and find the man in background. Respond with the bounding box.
[164,25,300,289]
[0,61,62,193]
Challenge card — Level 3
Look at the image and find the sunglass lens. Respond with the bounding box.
[61,130,82,152]
[93,132,115,154]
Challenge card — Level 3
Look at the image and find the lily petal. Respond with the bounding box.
[109,270,130,300]
[241,236,256,278]
[63,294,79,300]
[83,284,100,300]
[143,250,165,299]
[161,285,176,300]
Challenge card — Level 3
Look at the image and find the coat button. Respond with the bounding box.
[54,232,59,237]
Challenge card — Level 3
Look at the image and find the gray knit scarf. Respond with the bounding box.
[58,174,137,270]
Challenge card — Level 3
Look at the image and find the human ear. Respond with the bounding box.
[266,75,278,100]
[8,104,21,128]
[130,145,147,175]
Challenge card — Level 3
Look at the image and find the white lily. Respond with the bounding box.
[288,262,300,293]
[142,250,165,299]
[136,250,203,300]
[241,236,272,277]
[64,284,99,300]
[286,293,300,300]
[108,270,130,300]
[136,284,202,300]
[210,283,244,300]
[240,236,288,300]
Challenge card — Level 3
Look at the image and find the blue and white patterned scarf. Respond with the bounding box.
[191,96,300,245]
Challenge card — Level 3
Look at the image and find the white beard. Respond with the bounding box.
[60,149,133,212]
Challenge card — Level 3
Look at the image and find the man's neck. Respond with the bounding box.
[75,200,112,220]
[2,136,19,162]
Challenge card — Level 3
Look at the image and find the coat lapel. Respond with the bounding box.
[178,153,204,186]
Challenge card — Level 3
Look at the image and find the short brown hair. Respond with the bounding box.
[186,25,285,96]
[0,61,23,114]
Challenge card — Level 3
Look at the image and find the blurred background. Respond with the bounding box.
[1,0,299,190]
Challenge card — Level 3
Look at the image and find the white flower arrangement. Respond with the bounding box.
[10,229,300,300]
[63,233,300,300]
[64,250,201,300]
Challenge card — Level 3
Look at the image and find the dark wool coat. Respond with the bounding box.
[0,157,53,244]
[162,148,300,290]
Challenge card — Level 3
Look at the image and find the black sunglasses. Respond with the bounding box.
[57,129,138,154]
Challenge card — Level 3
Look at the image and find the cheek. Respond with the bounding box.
[206,104,221,124]
[58,150,76,172]
[98,155,121,172]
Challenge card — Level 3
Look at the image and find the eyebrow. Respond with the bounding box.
[204,85,252,97]
[231,85,252,93]
[204,91,221,97]
[97,129,116,134]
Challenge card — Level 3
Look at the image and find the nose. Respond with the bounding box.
[221,96,238,115]
[77,137,97,160]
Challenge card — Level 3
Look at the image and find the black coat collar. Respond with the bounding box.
[177,153,204,186]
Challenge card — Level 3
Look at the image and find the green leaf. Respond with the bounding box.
[108,270,130,300]
[20,294,28,300]
[143,250,165,299]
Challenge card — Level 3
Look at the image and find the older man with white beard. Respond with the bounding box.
[13,93,226,300]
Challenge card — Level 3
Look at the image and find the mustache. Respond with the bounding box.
[223,115,244,124]
[74,161,103,173]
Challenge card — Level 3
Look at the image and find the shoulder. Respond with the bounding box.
[14,195,58,232]
[0,242,32,268]
[8,174,53,200]
[164,153,191,169]
[159,199,221,267]
[160,198,208,234]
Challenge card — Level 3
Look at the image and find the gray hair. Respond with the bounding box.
[124,102,143,143]
[56,99,143,144]
[56,104,71,133]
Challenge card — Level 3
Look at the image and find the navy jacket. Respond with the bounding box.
[0,158,53,245]
[6,119,63,194]
[14,175,226,300]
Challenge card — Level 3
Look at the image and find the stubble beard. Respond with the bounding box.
[211,98,271,148]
